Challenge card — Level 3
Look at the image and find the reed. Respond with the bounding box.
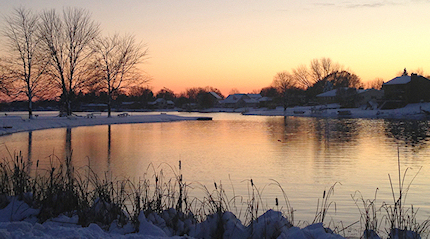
[313,182,339,225]
[1,149,430,238]
[351,189,380,238]
[381,149,430,238]
[269,179,294,225]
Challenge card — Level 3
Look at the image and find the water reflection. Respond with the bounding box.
[1,114,430,233]
[66,127,72,159]
[28,131,32,161]
[266,117,361,153]
[384,119,430,149]
[311,118,359,144]
[107,125,111,175]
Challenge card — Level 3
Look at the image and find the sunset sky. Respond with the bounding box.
[1,0,430,96]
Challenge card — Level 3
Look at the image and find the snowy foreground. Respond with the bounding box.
[0,197,349,239]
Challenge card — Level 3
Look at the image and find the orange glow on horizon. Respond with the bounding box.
[2,1,430,97]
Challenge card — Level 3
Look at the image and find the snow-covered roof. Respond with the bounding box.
[247,94,262,99]
[317,88,382,98]
[259,96,272,102]
[316,89,338,97]
[383,75,411,85]
[208,91,222,100]
[222,94,247,103]
[242,98,259,104]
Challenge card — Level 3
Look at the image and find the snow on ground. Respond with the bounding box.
[0,198,348,239]
[1,102,429,136]
[0,112,202,136]
[243,102,430,120]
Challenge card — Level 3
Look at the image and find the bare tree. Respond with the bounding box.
[229,88,240,95]
[309,57,341,83]
[310,59,323,83]
[2,7,48,118]
[366,78,384,90]
[273,71,296,90]
[292,64,313,89]
[324,71,363,89]
[39,7,99,116]
[321,57,340,76]
[272,71,297,110]
[0,60,12,99]
[411,68,424,76]
[91,33,148,117]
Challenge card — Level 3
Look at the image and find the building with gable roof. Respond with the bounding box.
[382,73,430,108]
[221,94,261,108]
[316,87,383,108]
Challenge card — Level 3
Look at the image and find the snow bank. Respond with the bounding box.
[0,113,201,136]
[2,103,429,137]
[0,199,350,239]
[243,102,430,120]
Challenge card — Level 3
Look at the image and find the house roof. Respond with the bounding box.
[242,98,259,104]
[247,94,262,99]
[221,93,263,104]
[209,91,222,100]
[316,88,342,97]
[259,96,272,102]
[316,88,376,98]
[222,94,247,104]
[383,75,411,85]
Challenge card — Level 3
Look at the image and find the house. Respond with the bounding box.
[221,94,261,108]
[258,96,273,108]
[316,88,384,108]
[209,92,222,101]
[355,89,384,108]
[148,98,175,109]
[382,74,430,107]
[206,92,223,107]
[80,103,107,112]
[315,89,339,105]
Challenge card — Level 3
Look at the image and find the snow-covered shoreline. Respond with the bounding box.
[0,113,202,136]
[1,102,429,137]
[242,102,430,120]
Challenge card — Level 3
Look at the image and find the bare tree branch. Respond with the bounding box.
[2,7,50,117]
[39,7,99,116]
[91,33,148,116]
[292,64,313,89]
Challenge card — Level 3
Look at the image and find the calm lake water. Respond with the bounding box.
[1,112,430,235]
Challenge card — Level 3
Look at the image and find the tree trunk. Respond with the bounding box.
[107,93,112,117]
[67,99,72,116]
[28,100,33,119]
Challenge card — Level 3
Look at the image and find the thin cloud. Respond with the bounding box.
[312,0,410,9]
[344,1,402,8]
[313,2,336,7]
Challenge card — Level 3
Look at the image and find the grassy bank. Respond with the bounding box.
[0,149,429,238]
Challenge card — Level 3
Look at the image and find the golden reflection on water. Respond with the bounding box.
[0,114,430,234]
